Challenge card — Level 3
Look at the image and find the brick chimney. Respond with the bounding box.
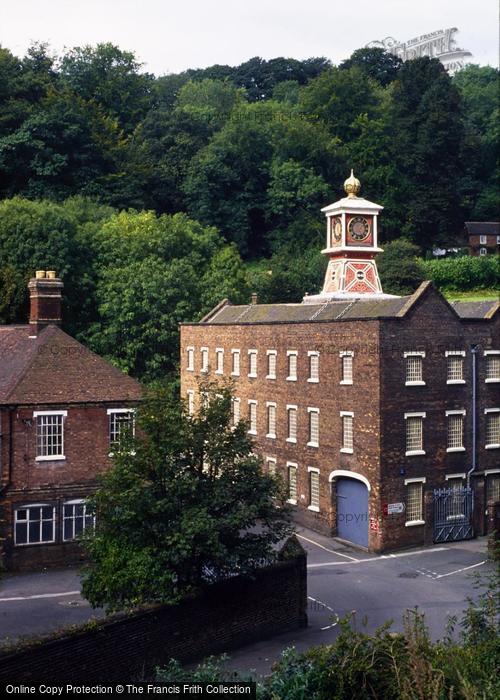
[28,270,63,334]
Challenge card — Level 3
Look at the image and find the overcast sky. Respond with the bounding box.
[1,0,497,74]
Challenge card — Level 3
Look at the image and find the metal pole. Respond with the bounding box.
[467,345,479,488]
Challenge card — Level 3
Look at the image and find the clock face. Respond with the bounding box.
[348,216,371,242]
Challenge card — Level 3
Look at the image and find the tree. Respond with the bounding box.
[377,238,424,295]
[82,382,291,612]
[340,47,402,86]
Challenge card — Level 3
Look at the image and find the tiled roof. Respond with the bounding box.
[465,222,500,236]
[0,325,142,405]
[450,300,500,319]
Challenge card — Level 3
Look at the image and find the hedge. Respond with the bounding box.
[419,256,499,291]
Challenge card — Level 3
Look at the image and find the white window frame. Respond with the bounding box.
[266,457,277,476]
[215,347,224,375]
[286,351,298,381]
[308,466,320,512]
[404,477,426,526]
[485,350,500,383]
[286,404,298,443]
[14,503,56,546]
[404,412,426,456]
[231,349,240,377]
[266,401,277,439]
[248,400,258,435]
[497,235,500,245]
[107,408,135,452]
[186,346,195,372]
[340,411,354,453]
[287,461,298,504]
[307,407,320,447]
[232,397,241,426]
[200,346,209,373]
[479,247,487,256]
[445,472,466,481]
[248,349,258,378]
[446,409,466,452]
[479,235,487,244]
[307,351,320,383]
[34,410,67,461]
[485,408,500,449]
[62,498,96,542]
[266,350,277,379]
[445,350,466,384]
[404,351,425,386]
[186,390,195,416]
[340,351,354,385]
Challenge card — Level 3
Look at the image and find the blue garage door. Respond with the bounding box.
[337,478,369,547]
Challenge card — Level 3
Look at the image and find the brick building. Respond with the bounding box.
[181,174,500,552]
[465,221,500,256]
[0,272,142,570]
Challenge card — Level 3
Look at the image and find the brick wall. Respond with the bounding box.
[0,542,307,683]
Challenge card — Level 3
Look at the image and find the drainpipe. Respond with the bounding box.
[467,345,480,488]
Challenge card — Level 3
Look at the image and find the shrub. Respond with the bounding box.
[419,255,500,291]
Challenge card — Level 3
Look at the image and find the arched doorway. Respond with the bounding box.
[330,471,370,548]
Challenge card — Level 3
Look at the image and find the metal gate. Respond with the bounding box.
[433,487,474,543]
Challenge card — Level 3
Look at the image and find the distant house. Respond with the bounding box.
[0,272,142,570]
[466,222,500,256]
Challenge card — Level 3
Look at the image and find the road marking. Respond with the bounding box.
[297,533,359,561]
[435,560,487,579]
[308,595,339,630]
[307,546,448,569]
[0,590,80,602]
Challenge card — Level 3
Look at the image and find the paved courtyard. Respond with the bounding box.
[0,529,492,675]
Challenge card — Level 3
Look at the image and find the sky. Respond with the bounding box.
[1,0,497,75]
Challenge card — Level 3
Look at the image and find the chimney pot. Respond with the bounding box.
[251,292,258,305]
[35,270,46,279]
[46,270,56,279]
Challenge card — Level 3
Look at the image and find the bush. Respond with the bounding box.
[419,255,500,291]
[377,239,425,295]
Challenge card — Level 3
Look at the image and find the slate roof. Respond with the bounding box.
[189,283,499,326]
[0,324,142,405]
[465,222,500,237]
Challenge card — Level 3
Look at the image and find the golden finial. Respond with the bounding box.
[344,169,361,198]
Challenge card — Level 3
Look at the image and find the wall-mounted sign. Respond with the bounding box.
[383,502,406,516]
[367,28,472,75]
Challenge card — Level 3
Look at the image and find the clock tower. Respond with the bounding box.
[304,171,396,303]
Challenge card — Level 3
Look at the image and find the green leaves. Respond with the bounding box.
[82,382,292,612]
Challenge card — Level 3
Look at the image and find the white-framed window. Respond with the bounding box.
[232,397,241,426]
[405,478,425,525]
[34,410,67,461]
[231,349,240,376]
[404,351,425,385]
[308,467,320,511]
[479,247,487,256]
[287,462,298,504]
[266,457,277,476]
[248,400,258,435]
[186,346,194,371]
[108,408,135,449]
[308,351,319,383]
[266,350,277,379]
[186,390,195,416]
[63,499,95,541]
[201,347,209,373]
[287,351,298,381]
[497,235,500,245]
[485,409,500,449]
[340,351,353,384]
[487,474,500,503]
[215,348,224,374]
[14,504,55,546]
[307,408,319,447]
[405,412,426,455]
[446,410,465,452]
[286,405,297,442]
[340,411,353,453]
[485,351,500,383]
[446,350,465,384]
[479,235,487,244]
[266,402,277,438]
[248,349,258,377]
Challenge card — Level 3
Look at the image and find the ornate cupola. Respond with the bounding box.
[303,171,396,303]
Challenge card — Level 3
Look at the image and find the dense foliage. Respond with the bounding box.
[82,382,292,612]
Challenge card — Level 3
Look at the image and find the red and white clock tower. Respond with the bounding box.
[304,171,396,303]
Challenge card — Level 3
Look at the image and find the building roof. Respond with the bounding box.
[465,222,500,236]
[0,324,142,405]
[187,283,499,327]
